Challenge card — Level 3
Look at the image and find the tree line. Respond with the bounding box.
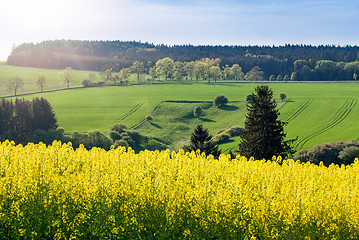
[7,40,359,81]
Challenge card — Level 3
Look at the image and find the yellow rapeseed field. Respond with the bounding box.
[0,140,358,239]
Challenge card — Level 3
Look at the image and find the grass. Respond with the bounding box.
[8,81,359,153]
[3,64,359,153]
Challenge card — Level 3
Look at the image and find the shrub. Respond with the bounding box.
[338,146,359,164]
[213,132,231,144]
[82,79,93,87]
[193,106,203,118]
[114,139,130,148]
[279,93,287,101]
[296,140,359,166]
[213,95,228,107]
[28,128,70,145]
[145,115,153,121]
[71,130,113,150]
[108,123,149,151]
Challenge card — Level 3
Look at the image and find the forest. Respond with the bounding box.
[7,40,359,81]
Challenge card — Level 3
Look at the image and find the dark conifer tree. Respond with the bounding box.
[239,85,294,160]
[184,124,221,158]
[14,98,33,143]
[0,99,15,142]
[32,97,58,130]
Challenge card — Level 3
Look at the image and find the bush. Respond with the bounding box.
[71,130,113,150]
[296,140,359,166]
[338,146,359,164]
[114,139,130,148]
[193,106,203,118]
[279,93,287,101]
[82,79,93,87]
[213,132,231,144]
[108,123,149,151]
[213,95,228,107]
[145,115,153,121]
[28,128,70,145]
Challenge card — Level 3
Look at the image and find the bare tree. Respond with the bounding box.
[7,76,24,96]
[36,75,46,92]
[59,67,76,88]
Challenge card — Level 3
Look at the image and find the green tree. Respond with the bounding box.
[149,67,157,81]
[155,57,174,81]
[269,75,276,81]
[231,64,244,80]
[131,61,144,82]
[194,61,207,82]
[103,68,114,83]
[283,75,290,82]
[193,106,203,118]
[183,125,221,158]
[173,61,184,82]
[222,65,232,80]
[60,67,76,88]
[239,85,294,160]
[209,66,222,83]
[119,68,131,84]
[276,75,283,81]
[36,75,46,92]
[184,61,195,80]
[213,95,228,107]
[7,76,24,96]
[354,73,358,81]
[245,66,263,81]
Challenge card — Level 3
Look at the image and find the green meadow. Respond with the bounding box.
[2,64,359,153]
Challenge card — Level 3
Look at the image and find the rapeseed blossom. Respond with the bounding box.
[0,140,358,239]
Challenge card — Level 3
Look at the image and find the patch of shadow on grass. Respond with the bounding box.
[149,121,162,129]
[153,137,170,145]
[218,105,239,111]
[200,118,216,122]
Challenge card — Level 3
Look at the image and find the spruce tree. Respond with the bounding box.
[32,97,58,130]
[184,125,221,158]
[239,85,294,160]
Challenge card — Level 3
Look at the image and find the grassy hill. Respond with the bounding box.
[7,81,358,153]
[2,64,359,153]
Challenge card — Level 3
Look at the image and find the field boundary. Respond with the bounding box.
[295,99,357,150]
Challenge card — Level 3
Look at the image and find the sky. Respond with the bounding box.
[0,0,358,60]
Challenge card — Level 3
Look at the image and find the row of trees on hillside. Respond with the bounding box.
[102,57,359,84]
[5,67,83,96]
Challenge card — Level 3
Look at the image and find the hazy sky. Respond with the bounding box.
[0,0,358,60]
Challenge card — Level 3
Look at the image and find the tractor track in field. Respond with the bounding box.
[130,101,164,129]
[284,98,312,123]
[295,99,357,150]
[117,102,145,122]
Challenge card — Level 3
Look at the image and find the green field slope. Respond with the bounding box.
[11,82,359,152]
